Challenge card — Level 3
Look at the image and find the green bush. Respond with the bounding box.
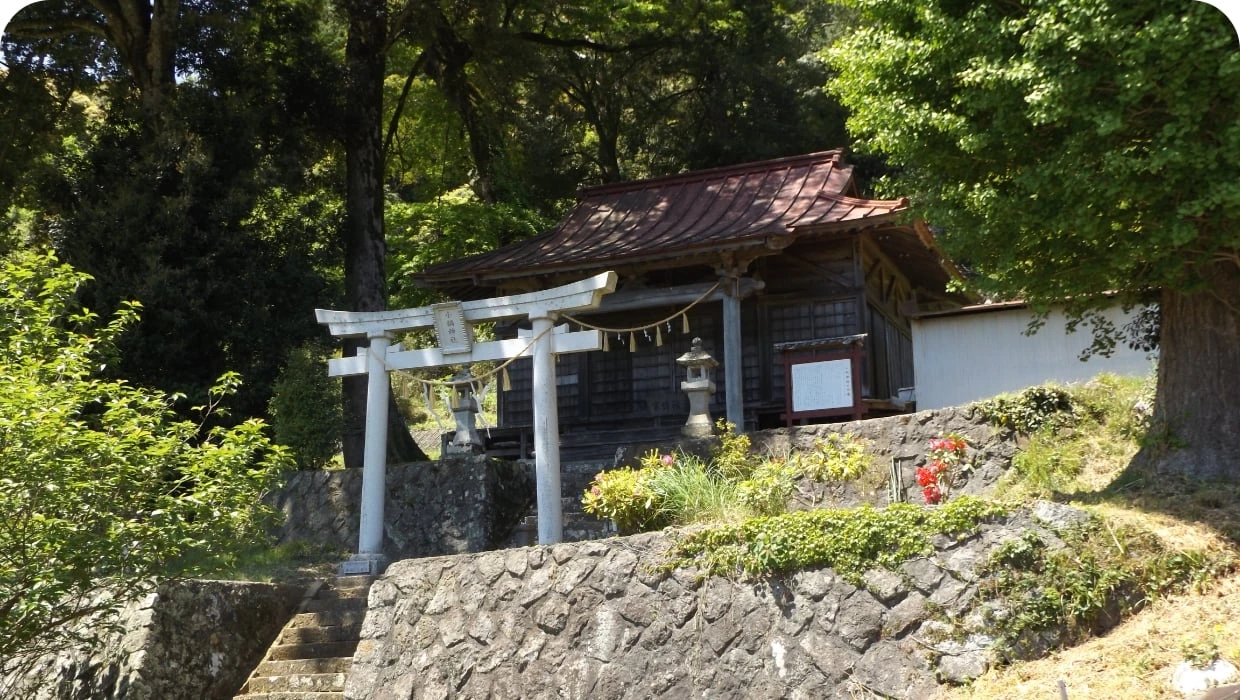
[1011,427,1085,492]
[972,385,1079,434]
[791,432,876,482]
[995,375,1153,499]
[268,342,342,469]
[648,452,745,525]
[666,496,1007,581]
[0,251,290,664]
[737,458,801,516]
[711,419,756,481]
[581,462,665,534]
[582,426,882,531]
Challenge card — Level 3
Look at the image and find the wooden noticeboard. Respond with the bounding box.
[777,335,865,425]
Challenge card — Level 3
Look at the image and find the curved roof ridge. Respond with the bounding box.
[812,191,909,208]
[579,149,844,198]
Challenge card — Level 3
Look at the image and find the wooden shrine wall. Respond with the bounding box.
[496,237,883,431]
[860,237,915,399]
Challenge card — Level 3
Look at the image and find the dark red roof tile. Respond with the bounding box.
[417,151,908,286]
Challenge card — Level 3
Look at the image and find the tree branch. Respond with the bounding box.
[4,17,109,41]
[515,31,665,53]
[383,50,428,157]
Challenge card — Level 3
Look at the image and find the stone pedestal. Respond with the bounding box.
[680,377,717,437]
[339,552,388,577]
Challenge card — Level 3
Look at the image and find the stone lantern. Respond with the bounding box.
[446,368,483,454]
[676,337,719,438]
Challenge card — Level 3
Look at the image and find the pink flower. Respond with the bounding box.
[591,486,601,496]
[922,484,943,504]
[661,454,675,466]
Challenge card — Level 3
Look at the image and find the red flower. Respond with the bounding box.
[922,484,942,504]
[916,467,937,487]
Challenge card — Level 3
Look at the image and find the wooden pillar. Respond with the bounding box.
[530,312,563,544]
[358,332,391,555]
[722,286,745,430]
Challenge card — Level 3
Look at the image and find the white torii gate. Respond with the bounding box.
[315,271,617,566]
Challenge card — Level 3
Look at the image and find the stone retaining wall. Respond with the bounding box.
[756,404,1018,507]
[346,504,1080,699]
[272,407,1017,555]
[3,580,302,700]
[271,456,535,560]
[615,405,1018,509]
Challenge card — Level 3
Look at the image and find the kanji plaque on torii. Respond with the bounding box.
[316,271,617,571]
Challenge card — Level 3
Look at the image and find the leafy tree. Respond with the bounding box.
[827,0,1239,477]
[386,186,551,309]
[4,0,345,423]
[0,251,290,668]
[6,0,180,120]
[269,342,343,470]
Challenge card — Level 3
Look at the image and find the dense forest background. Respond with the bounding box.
[1,0,857,458]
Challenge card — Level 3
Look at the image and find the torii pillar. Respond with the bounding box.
[316,272,617,571]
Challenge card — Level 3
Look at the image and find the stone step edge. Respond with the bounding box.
[267,640,359,662]
[252,657,353,678]
[285,609,367,629]
[240,671,347,694]
[278,624,364,645]
[230,688,342,693]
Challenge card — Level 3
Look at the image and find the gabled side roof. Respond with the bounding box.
[417,150,908,287]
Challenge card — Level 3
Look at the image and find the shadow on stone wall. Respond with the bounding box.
[271,456,535,560]
[3,580,303,700]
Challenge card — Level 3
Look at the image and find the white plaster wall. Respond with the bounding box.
[911,304,1156,410]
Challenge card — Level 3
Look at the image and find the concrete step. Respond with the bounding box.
[310,585,371,604]
[328,575,375,591]
[233,688,344,693]
[267,641,359,662]
[253,658,352,678]
[241,672,346,694]
[285,609,367,630]
[303,596,367,614]
[279,623,363,646]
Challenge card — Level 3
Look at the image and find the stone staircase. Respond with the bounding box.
[233,576,373,700]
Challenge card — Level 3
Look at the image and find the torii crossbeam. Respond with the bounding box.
[316,271,617,568]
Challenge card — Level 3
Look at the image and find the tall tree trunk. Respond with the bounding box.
[83,0,179,120]
[341,0,427,467]
[1143,261,1240,479]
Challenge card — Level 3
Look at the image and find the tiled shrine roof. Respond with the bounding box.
[417,150,912,287]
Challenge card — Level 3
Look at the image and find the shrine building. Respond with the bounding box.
[416,150,967,459]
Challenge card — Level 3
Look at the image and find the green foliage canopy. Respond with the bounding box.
[0,252,290,665]
[268,342,343,470]
[826,0,1240,308]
